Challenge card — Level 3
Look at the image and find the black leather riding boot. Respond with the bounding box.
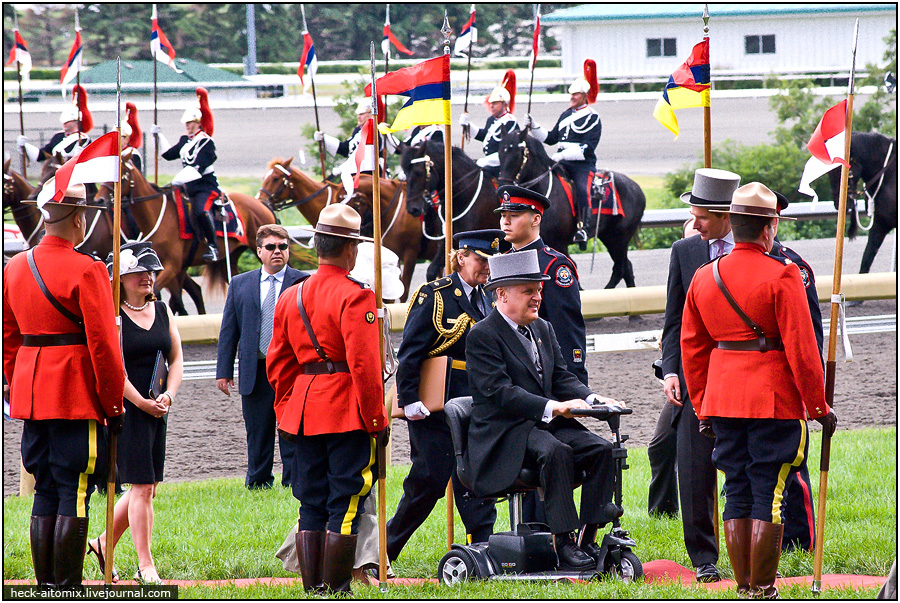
[296,530,326,593]
[196,211,220,262]
[53,516,89,587]
[30,515,56,585]
[322,531,357,595]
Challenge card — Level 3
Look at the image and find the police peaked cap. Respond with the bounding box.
[494,185,551,215]
[453,229,507,259]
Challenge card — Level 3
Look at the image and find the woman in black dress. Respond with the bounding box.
[87,242,183,585]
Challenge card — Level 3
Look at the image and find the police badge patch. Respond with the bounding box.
[365,311,375,324]
[798,266,811,288]
[555,265,574,287]
[573,349,583,363]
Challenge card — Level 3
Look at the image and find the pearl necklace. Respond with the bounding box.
[123,300,151,312]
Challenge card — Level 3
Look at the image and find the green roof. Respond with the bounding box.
[80,59,245,85]
[543,3,896,23]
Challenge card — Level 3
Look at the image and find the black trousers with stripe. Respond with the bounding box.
[21,419,107,518]
[293,429,376,534]
[711,417,808,523]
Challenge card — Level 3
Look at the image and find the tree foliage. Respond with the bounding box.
[4,4,574,68]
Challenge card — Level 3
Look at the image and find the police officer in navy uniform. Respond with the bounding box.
[155,88,221,262]
[496,185,588,385]
[386,229,504,562]
[459,71,519,181]
[527,60,602,247]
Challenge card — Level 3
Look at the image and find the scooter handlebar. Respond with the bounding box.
[570,405,632,420]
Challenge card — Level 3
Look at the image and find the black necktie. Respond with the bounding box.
[471,288,484,318]
[517,325,530,339]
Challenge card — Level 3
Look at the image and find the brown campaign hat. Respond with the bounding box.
[299,203,374,241]
[729,182,796,220]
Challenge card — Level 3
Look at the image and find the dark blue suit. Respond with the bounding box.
[216,266,306,488]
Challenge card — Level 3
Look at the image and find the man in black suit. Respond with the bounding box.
[216,224,307,489]
[466,250,623,570]
[659,168,740,582]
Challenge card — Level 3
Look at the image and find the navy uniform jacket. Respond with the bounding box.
[396,271,493,409]
[511,238,588,385]
[474,113,519,166]
[404,125,443,147]
[543,106,601,166]
[38,131,92,161]
[771,238,823,358]
[336,125,392,158]
[161,132,219,198]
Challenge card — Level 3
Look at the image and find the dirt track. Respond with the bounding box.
[3,298,895,497]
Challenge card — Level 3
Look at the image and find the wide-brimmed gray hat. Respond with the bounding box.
[680,168,741,210]
[485,249,551,291]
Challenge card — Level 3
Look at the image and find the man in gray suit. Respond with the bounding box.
[466,250,622,570]
[658,168,740,582]
[216,224,307,489]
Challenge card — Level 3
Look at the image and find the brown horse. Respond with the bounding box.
[258,158,434,301]
[96,162,276,306]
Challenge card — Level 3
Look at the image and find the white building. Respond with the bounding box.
[543,4,896,79]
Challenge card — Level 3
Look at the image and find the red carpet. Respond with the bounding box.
[4,561,886,591]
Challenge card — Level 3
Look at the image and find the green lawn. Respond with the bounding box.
[3,427,893,598]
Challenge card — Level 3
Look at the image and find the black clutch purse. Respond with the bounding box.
[149,350,168,400]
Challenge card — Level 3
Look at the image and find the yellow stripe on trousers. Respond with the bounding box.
[340,436,377,535]
[771,420,807,524]
[76,420,98,518]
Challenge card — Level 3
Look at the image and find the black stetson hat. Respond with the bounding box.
[494,185,551,215]
[453,229,508,259]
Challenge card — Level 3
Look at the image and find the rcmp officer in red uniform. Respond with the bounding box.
[681,182,837,599]
[266,203,388,595]
[386,229,504,562]
[3,182,125,587]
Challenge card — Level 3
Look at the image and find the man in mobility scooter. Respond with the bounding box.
[438,250,641,583]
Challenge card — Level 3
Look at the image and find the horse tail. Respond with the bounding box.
[847,204,859,240]
[201,258,230,299]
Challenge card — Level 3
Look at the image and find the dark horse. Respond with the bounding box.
[401,140,503,282]
[829,131,897,274]
[498,130,646,288]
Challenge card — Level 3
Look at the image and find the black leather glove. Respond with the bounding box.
[376,424,391,449]
[277,428,296,443]
[698,418,716,440]
[107,414,125,436]
[815,411,838,438]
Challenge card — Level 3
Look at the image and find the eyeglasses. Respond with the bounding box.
[262,243,289,251]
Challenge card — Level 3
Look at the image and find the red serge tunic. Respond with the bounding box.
[4,236,125,421]
[267,264,387,436]
[681,242,829,422]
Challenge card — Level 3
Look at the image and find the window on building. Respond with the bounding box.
[745,35,776,54]
[647,38,677,58]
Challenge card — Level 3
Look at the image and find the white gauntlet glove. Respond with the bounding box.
[458,112,470,127]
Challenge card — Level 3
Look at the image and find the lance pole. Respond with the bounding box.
[702,5,711,169]
[301,5,327,181]
[526,5,539,118]
[461,7,474,150]
[13,11,27,178]
[441,12,456,550]
[106,56,124,587]
[369,42,389,592]
[76,7,82,144]
[812,17,859,595]
[154,5,159,185]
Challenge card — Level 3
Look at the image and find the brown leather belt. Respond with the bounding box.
[301,361,350,375]
[22,333,88,347]
[717,337,784,352]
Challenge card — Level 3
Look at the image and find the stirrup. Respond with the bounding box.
[202,244,219,262]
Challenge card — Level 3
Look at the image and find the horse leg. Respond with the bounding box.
[602,236,628,289]
[426,247,445,282]
[859,219,891,274]
[164,282,189,316]
[399,248,418,303]
[183,273,207,314]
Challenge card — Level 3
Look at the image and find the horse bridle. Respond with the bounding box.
[257,163,331,211]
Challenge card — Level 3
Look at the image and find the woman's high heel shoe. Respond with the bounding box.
[86,538,119,582]
[135,567,163,586]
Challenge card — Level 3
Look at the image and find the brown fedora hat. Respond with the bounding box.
[299,203,374,241]
[729,182,796,220]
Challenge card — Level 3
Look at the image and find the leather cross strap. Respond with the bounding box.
[26,249,85,331]
[295,277,341,374]
[712,257,780,353]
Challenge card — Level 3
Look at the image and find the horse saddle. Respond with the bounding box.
[591,169,624,217]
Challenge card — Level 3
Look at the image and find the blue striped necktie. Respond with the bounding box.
[259,274,277,356]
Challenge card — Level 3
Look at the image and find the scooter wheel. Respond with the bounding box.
[438,548,477,586]
[612,550,644,583]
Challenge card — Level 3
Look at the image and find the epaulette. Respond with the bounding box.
[346,275,370,289]
[431,276,453,291]
[406,282,430,315]
[76,248,103,261]
[765,253,792,266]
